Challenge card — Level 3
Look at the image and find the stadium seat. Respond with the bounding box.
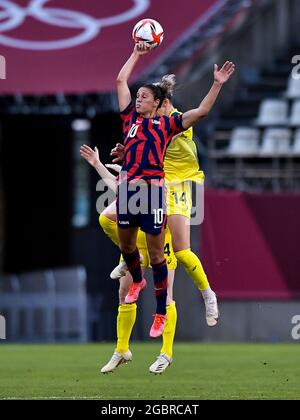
[0,274,20,293]
[18,270,55,292]
[0,275,20,340]
[292,129,300,156]
[285,75,300,99]
[52,267,87,342]
[289,100,300,126]
[227,127,260,156]
[52,266,86,293]
[259,128,292,156]
[18,271,56,341]
[256,99,289,126]
[0,267,87,342]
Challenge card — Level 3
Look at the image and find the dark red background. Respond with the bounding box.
[202,189,300,299]
[0,0,222,94]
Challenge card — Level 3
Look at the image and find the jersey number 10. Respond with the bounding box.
[128,124,139,138]
[154,208,164,224]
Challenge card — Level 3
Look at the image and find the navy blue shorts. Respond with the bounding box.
[116,182,167,235]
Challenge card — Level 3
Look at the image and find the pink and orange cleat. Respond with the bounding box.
[125,278,147,304]
[150,313,167,338]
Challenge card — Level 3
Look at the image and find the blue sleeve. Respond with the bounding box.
[169,114,185,134]
[120,102,134,120]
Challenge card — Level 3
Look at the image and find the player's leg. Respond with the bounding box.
[115,247,149,354]
[169,213,211,289]
[99,201,129,279]
[110,230,148,280]
[116,274,136,354]
[162,265,177,360]
[141,183,168,337]
[99,201,119,245]
[168,182,210,290]
[99,200,148,279]
[162,226,177,359]
[146,229,168,338]
[168,215,219,326]
[101,250,150,374]
[118,226,147,303]
[150,228,177,373]
[149,268,177,374]
[100,273,134,374]
[167,181,219,326]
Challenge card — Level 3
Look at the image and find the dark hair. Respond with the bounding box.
[142,84,166,108]
[141,74,176,108]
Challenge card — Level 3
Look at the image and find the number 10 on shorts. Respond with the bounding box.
[154,208,164,224]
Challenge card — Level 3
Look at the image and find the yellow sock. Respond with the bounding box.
[161,302,177,358]
[99,214,119,246]
[175,248,210,291]
[116,304,137,353]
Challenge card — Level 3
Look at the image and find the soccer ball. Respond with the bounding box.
[132,18,164,49]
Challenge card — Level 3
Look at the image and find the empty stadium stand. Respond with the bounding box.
[209,45,300,191]
[0,267,87,342]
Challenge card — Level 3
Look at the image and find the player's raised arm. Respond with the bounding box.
[182,61,235,129]
[80,145,117,192]
[116,42,151,112]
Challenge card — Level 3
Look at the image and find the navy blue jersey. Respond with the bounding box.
[119,102,185,183]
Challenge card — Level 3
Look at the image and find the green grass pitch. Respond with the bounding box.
[0,343,299,400]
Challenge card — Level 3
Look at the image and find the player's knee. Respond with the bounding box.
[149,252,165,266]
[99,210,115,225]
[174,248,191,263]
[172,240,190,253]
[120,243,136,254]
[99,213,109,230]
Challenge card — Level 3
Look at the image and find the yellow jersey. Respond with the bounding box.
[164,109,205,184]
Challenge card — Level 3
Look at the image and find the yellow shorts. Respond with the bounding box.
[119,226,177,271]
[166,181,192,218]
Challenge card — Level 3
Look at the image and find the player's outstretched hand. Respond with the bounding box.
[110,143,125,163]
[134,41,152,56]
[214,61,235,84]
[80,144,100,167]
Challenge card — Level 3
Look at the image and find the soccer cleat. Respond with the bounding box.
[100,350,132,374]
[110,260,128,280]
[204,292,219,326]
[149,353,172,374]
[110,254,144,280]
[149,314,167,338]
[124,278,147,303]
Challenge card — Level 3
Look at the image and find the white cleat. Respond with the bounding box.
[110,260,128,280]
[149,353,172,375]
[204,292,219,326]
[100,350,132,374]
[110,254,144,280]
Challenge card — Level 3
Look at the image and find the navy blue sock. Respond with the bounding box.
[152,259,168,315]
[122,248,142,283]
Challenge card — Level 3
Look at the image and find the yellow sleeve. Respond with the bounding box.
[170,109,193,141]
[180,126,193,141]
